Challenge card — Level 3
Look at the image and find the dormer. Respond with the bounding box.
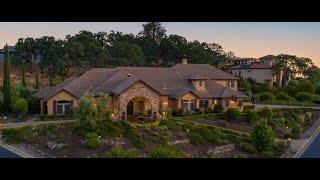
[189,74,207,91]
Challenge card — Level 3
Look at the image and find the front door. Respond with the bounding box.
[127,101,133,115]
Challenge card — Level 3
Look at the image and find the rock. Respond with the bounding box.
[207,144,235,156]
[47,141,55,148]
[168,139,189,146]
[56,143,67,149]
[51,144,58,150]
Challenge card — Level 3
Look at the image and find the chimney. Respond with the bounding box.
[181,58,188,64]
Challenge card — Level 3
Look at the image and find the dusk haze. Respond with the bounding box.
[0,22,319,66]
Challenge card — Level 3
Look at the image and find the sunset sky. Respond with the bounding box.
[0,22,319,66]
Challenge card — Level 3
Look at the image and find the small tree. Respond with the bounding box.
[295,92,311,105]
[258,107,273,119]
[95,93,111,120]
[74,93,98,130]
[245,109,258,124]
[12,98,28,118]
[275,92,290,101]
[250,119,275,152]
[74,92,111,131]
[226,108,240,120]
[258,92,274,102]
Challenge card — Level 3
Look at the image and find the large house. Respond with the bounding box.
[228,55,281,87]
[35,59,245,120]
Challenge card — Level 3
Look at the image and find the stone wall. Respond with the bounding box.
[119,82,159,118]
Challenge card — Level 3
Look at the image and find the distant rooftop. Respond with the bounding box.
[0,46,15,53]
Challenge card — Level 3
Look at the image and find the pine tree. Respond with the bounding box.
[35,72,40,90]
[2,44,11,114]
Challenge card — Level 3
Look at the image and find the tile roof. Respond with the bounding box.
[35,63,244,100]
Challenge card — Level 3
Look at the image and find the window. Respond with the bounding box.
[199,81,203,87]
[56,100,72,114]
[239,70,241,76]
[181,100,189,111]
[65,104,72,113]
[190,99,196,111]
[180,99,196,111]
[57,104,63,114]
[199,99,209,109]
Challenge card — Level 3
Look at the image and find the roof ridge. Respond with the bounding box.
[90,68,123,93]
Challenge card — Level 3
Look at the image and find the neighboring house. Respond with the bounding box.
[35,59,245,120]
[228,55,282,87]
[0,45,41,63]
[0,46,15,62]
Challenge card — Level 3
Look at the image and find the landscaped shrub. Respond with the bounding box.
[213,104,223,113]
[123,129,147,149]
[311,94,320,104]
[28,97,41,114]
[12,98,28,118]
[166,108,172,119]
[275,92,290,101]
[240,142,257,153]
[252,83,271,94]
[297,115,305,124]
[195,108,202,114]
[295,92,311,104]
[258,107,273,119]
[74,92,111,131]
[287,120,302,138]
[84,132,101,149]
[188,133,207,145]
[149,146,180,158]
[305,112,312,122]
[105,147,137,158]
[250,119,275,152]
[2,128,25,144]
[245,109,258,124]
[257,92,274,102]
[192,127,220,143]
[226,108,240,120]
[243,105,255,112]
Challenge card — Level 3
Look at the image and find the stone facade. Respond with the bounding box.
[119,82,159,118]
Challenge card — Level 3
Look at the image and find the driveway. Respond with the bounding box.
[0,146,21,158]
[254,104,320,110]
[3,119,76,129]
[300,133,320,158]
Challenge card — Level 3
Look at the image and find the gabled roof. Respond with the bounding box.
[35,63,243,100]
[259,55,276,60]
[229,62,271,69]
[169,88,198,99]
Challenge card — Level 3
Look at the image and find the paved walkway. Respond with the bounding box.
[300,133,320,158]
[3,119,76,129]
[254,104,320,110]
[0,146,22,158]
